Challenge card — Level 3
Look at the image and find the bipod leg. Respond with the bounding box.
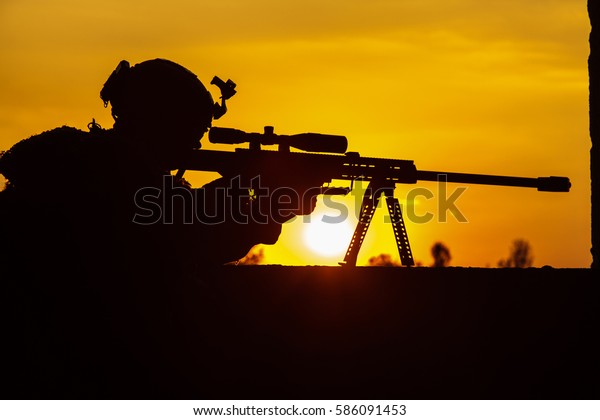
[341,181,383,267]
[385,195,415,267]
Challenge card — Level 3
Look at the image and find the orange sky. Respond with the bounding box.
[0,0,591,267]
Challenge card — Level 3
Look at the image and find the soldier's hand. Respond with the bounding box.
[206,174,322,224]
[269,184,319,223]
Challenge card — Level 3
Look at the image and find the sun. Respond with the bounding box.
[303,213,355,257]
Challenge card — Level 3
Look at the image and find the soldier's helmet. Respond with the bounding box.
[100,59,215,152]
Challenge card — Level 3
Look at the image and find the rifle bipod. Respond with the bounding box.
[340,181,415,267]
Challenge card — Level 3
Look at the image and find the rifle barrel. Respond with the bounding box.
[416,170,571,192]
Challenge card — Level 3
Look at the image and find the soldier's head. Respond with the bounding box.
[100,59,216,155]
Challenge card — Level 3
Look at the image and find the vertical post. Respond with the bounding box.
[590,0,599,269]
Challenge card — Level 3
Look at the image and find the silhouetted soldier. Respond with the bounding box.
[0,59,317,397]
[1,59,315,270]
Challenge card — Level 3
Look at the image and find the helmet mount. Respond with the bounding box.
[211,76,237,120]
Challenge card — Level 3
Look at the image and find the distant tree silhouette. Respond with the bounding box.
[431,242,451,267]
[368,253,401,267]
[237,246,265,265]
[498,239,534,268]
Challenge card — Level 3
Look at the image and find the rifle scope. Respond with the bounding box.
[209,126,348,154]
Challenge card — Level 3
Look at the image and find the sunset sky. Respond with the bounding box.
[0,0,591,267]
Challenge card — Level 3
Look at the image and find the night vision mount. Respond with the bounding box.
[211,76,237,120]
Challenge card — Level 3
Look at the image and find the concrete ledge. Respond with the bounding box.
[1,267,597,399]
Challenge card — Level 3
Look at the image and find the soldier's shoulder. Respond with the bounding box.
[0,125,114,190]
[8,125,94,152]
